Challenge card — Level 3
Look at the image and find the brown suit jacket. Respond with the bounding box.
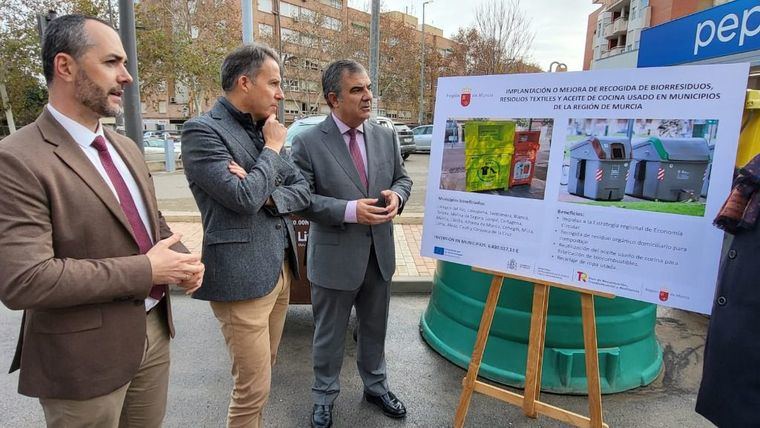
[0,108,182,400]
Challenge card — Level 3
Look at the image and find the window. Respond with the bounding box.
[304,58,320,70]
[300,8,316,22]
[258,0,272,13]
[280,2,300,19]
[319,0,342,9]
[284,100,301,115]
[258,23,273,38]
[284,78,300,91]
[282,28,299,43]
[351,22,369,33]
[322,16,341,31]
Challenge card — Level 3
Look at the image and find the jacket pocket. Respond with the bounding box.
[31,306,103,334]
[205,229,252,245]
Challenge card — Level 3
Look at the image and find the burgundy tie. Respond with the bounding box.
[91,136,165,301]
[347,128,368,189]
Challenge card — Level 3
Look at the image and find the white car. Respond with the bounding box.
[143,138,181,162]
[412,124,433,153]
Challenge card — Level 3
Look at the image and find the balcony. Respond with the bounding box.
[604,17,628,39]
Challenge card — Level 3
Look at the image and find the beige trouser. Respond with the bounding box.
[39,304,171,428]
[210,261,292,428]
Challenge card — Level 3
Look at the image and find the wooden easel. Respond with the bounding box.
[453,267,615,428]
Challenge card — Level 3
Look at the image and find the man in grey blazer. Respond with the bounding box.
[291,59,413,428]
[181,43,310,428]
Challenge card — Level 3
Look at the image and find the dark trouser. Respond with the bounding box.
[310,248,391,405]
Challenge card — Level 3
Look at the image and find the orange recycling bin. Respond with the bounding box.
[509,131,541,187]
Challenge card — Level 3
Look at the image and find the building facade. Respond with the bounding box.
[584,0,734,70]
[141,0,456,129]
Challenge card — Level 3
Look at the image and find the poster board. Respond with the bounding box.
[420,63,749,314]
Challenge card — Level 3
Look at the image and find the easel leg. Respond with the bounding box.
[522,283,550,418]
[581,294,604,428]
[453,275,504,428]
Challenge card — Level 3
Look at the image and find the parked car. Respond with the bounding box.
[143,137,181,162]
[412,124,433,153]
[373,116,414,160]
[285,115,412,161]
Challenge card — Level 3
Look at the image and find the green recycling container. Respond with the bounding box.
[464,121,515,192]
[420,261,662,394]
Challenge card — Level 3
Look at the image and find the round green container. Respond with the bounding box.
[420,261,662,394]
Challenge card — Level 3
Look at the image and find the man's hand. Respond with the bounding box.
[262,114,287,153]
[146,234,204,285]
[356,198,391,225]
[228,161,247,179]
[380,189,400,220]
[177,268,204,295]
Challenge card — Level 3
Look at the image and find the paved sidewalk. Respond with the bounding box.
[167,221,437,279]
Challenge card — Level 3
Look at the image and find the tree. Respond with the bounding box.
[135,0,241,117]
[450,0,537,76]
[0,0,114,135]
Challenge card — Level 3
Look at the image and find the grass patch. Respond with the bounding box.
[584,200,706,216]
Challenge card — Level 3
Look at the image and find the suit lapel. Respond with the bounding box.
[211,102,260,162]
[38,110,134,238]
[105,128,160,242]
[364,121,382,196]
[320,115,367,196]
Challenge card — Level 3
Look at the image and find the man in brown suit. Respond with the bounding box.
[0,14,204,427]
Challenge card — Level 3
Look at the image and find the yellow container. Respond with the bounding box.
[463,121,516,191]
[736,89,760,168]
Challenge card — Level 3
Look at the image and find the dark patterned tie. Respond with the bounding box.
[347,128,368,189]
[91,136,165,301]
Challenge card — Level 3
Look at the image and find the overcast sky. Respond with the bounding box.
[347,0,601,71]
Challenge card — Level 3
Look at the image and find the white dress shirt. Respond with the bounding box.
[47,104,158,311]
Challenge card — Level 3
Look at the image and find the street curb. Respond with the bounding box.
[171,276,433,296]
[391,276,433,293]
[164,211,424,224]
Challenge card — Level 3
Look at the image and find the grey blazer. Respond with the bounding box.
[291,114,412,290]
[181,100,310,301]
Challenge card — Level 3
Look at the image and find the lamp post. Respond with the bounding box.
[418,0,432,125]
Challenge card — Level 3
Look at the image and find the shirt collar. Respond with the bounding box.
[46,103,105,149]
[332,113,364,136]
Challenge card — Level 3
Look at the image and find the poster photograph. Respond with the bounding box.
[420,63,749,314]
[560,117,718,217]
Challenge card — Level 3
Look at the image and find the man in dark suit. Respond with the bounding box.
[291,59,413,428]
[181,43,310,428]
[0,15,204,427]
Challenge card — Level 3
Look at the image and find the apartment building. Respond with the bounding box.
[584,0,734,70]
[142,0,456,129]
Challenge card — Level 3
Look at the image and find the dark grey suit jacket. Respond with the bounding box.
[291,114,412,290]
[181,100,310,301]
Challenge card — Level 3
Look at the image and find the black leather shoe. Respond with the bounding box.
[364,391,407,418]
[311,404,333,428]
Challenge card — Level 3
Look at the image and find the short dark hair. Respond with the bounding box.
[321,59,366,108]
[220,43,280,92]
[42,14,113,85]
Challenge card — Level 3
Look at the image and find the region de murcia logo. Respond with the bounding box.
[659,288,669,302]
[460,88,471,107]
[576,271,588,282]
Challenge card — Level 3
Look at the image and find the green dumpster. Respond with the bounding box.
[420,261,662,394]
[464,121,516,192]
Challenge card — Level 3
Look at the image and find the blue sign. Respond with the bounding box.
[638,0,760,67]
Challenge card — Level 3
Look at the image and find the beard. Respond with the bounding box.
[74,69,123,118]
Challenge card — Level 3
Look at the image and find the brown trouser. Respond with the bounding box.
[39,303,171,428]
[210,261,292,428]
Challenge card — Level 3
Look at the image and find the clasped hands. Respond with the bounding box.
[146,233,204,295]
